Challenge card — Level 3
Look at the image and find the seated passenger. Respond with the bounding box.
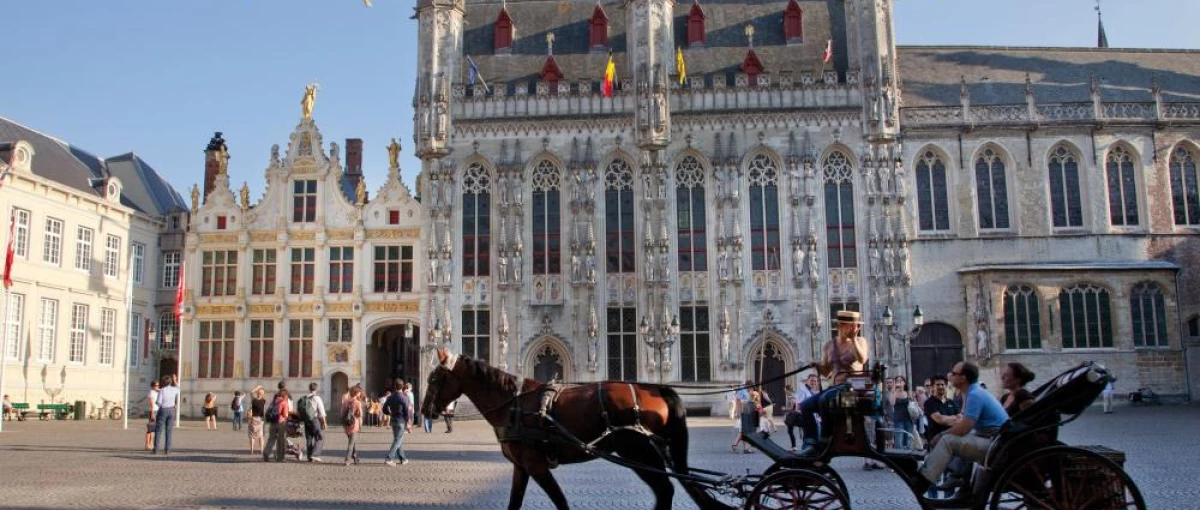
[797,310,870,455]
[999,362,1035,416]
[916,361,1009,497]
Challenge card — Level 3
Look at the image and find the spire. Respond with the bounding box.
[1096,0,1109,48]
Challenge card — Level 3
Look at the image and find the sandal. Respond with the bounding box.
[731,444,738,453]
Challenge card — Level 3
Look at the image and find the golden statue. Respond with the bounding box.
[240,183,250,208]
[190,184,200,214]
[355,179,367,206]
[217,145,230,176]
[301,83,318,120]
[387,138,401,169]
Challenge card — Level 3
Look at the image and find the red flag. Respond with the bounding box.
[173,260,185,319]
[602,52,616,98]
[822,39,833,63]
[3,213,14,289]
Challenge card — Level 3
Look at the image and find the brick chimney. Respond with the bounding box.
[344,138,364,195]
[203,132,227,201]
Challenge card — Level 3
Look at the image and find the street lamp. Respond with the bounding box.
[882,305,924,380]
[404,319,414,340]
[639,311,681,384]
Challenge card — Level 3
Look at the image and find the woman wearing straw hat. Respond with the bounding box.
[796,310,870,456]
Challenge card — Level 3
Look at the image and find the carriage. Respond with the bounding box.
[422,348,1144,510]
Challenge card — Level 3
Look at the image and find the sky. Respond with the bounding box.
[3,0,1198,203]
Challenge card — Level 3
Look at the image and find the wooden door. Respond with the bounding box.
[911,323,963,386]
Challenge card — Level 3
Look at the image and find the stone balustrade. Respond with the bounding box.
[902,101,1200,129]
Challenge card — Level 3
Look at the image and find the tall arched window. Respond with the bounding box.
[1003,285,1042,350]
[1105,146,1139,226]
[1169,145,1199,225]
[823,151,856,268]
[462,163,491,277]
[916,150,950,231]
[748,154,781,270]
[676,156,707,272]
[604,159,635,273]
[1059,284,1113,349]
[1048,145,1083,228]
[531,160,562,275]
[1130,282,1168,347]
[975,147,1010,230]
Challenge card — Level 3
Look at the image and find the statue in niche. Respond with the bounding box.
[442,259,453,286]
[387,138,401,169]
[497,173,509,204]
[586,253,596,284]
[571,254,581,282]
[657,174,667,200]
[653,91,668,133]
[868,241,881,275]
[572,172,583,202]
[882,87,895,127]
[355,179,367,206]
[658,251,671,282]
[644,250,655,281]
[419,108,431,139]
[510,176,522,206]
[638,99,651,131]
[430,177,441,207]
[512,253,522,283]
[429,258,439,285]
[730,170,741,201]
[643,173,653,200]
[975,315,993,360]
[732,250,743,280]
[719,251,730,280]
[435,103,448,140]
[897,242,909,278]
[882,244,895,276]
[714,169,727,199]
[793,245,805,277]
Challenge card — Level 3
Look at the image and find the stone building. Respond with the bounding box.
[0,116,186,412]
[408,0,1200,411]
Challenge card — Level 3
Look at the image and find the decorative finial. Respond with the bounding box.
[546,32,555,55]
[239,182,250,209]
[387,138,401,169]
[744,24,755,48]
[301,81,320,120]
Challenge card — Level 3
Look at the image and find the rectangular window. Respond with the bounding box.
[197,320,235,378]
[43,218,63,266]
[5,294,23,360]
[201,250,238,296]
[327,318,353,343]
[162,251,181,288]
[216,216,227,230]
[104,235,121,278]
[74,226,93,271]
[388,210,400,225]
[288,319,314,378]
[462,310,490,364]
[251,249,277,295]
[289,247,315,294]
[13,208,30,258]
[292,180,317,223]
[99,308,116,365]
[824,181,857,268]
[129,312,142,367]
[604,187,636,273]
[750,182,781,271]
[249,319,275,378]
[373,245,413,293]
[328,246,354,294]
[132,242,145,284]
[532,188,561,275]
[679,306,711,382]
[606,307,638,381]
[37,298,57,362]
[159,313,179,349]
[676,186,708,272]
[69,303,88,363]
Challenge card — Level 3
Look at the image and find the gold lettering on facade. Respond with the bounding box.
[196,305,237,316]
[326,229,354,240]
[366,228,421,239]
[365,301,420,313]
[291,303,315,314]
[289,232,316,242]
[250,232,277,243]
[327,302,353,313]
[199,233,239,244]
[248,304,275,315]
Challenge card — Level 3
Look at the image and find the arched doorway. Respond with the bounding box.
[533,345,564,382]
[911,323,963,385]
[329,371,349,418]
[365,324,422,403]
[750,341,787,416]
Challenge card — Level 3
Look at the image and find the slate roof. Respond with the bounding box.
[897,46,1200,107]
[461,0,846,89]
[105,153,189,216]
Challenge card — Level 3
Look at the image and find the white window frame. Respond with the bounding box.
[162,251,181,289]
[75,226,93,271]
[104,235,121,278]
[132,242,145,285]
[13,208,30,258]
[43,217,63,266]
[129,312,142,367]
[69,303,88,364]
[37,298,57,363]
[5,293,23,360]
[99,308,116,365]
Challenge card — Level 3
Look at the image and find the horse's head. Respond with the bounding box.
[422,347,463,419]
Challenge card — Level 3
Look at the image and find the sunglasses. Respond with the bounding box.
[949,371,963,376]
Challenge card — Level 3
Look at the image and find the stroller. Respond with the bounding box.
[285,414,306,461]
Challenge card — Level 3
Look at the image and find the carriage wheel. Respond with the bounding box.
[764,462,850,505]
[988,445,1146,510]
[745,469,850,510]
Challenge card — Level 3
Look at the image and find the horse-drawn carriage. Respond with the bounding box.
[422,348,1143,510]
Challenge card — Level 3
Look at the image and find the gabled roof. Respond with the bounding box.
[105,152,188,216]
[0,116,105,196]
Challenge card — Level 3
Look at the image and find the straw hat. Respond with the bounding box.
[833,310,864,325]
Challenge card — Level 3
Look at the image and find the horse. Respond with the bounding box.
[421,348,721,510]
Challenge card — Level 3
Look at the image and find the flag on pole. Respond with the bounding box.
[363,0,373,7]
[675,47,687,85]
[822,39,833,63]
[465,55,490,94]
[602,51,616,98]
[3,213,14,289]
[173,260,185,320]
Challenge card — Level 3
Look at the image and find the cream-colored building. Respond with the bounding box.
[0,117,186,414]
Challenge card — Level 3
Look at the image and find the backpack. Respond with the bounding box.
[264,397,282,422]
[341,403,357,427]
[297,395,317,422]
[230,396,241,412]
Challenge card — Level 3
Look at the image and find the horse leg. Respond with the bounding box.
[507,465,531,510]
[620,447,675,510]
[528,468,571,510]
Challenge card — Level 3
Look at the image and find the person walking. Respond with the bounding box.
[263,383,292,462]
[379,391,392,428]
[443,399,457,433]
[891,376,915,451]
[404,382,417,427]
[144,380,160,450]
[247,386,266,455]
[298,382,327,463]
[230,391,245,432]
[202,392,218,431]
[341,385,364,466]
[382,380,412,466]
[152,375,179,455]
[1102,380,1115,414]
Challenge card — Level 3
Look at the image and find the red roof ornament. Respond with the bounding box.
[540,55,564,83]
[741,49,763,76]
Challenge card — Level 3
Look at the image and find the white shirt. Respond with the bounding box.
[306,392,327,419]
[148,389,160,414]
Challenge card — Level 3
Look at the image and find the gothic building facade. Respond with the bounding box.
[409,0,1200,410]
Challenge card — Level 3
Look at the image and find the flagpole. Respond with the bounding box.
[121,247,135,430]
[0,287,9,434]
[175,259,184,428]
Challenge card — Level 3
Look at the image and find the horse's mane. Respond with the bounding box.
[457,355,528,394]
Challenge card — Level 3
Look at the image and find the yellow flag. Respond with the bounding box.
[676,47,686,85]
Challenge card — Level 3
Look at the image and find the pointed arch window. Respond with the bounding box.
[1169,146,1199,225]
[1059,284,1113,349]
[679,306,711,382]
[589,5,608,50]
[494,7,514,54]
[532,160,562,275]
[687,2,706,48]
[1131,282,1168,348]
[462,163,491,277]
[676,156,707,272]
[606,307,638,381]
[1003,285,1042,350]
[783,0,803,44]
[823,151,856,269]
[976,147,1010,230]
[604,159,635,274]
[915,150,950,231]
[748,154,781,270]
[1106,146,1139,226]
[1049,145,1084,228]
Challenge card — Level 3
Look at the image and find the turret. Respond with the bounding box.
[846,0,900,141]
[414,0,466,159]
[203,132,228,201]
[625,0,676,150]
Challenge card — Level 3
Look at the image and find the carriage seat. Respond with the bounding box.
[986,362,1112,467]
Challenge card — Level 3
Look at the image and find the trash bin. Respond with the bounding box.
[75,400,87,420]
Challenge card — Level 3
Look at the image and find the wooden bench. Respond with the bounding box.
[8,402,30,420]
[37,403,71,420]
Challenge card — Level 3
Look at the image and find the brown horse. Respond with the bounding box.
[421,348,719,510]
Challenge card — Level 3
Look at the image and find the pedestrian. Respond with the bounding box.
[1102,380,1115,414]
[443,399,456,433]
[890,376,916,451]
[368,395,382,427]
[379,391,392,428]
[263,382,292,462]
[404,382,417,426]
[730,381,752,453]
[152,374,179,455]
[341,385,364,466]
[144,380,160,450]
[248,386,266,455]
[382,379,412,466]
[422,401,435,433]
[298,382,327,463]
[757,386,776,436]
[202,392,218,431]
[230,390,245,431]
[783,384,805,452]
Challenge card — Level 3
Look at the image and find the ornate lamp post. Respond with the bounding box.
[639,310,680,384]
[882,305,924,380]
[404,319,414,341]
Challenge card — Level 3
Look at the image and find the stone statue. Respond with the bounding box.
[442,259,453,286]
[897,242,910,278]
[430,177,441,207]
[497,174,509,205]
[435,103,448,140]
[498,256,508,284]
[869,242,881,275]
[586,254,596,284]
[645,250,655,280]
[732,250,743,279]
[658,251,671,281]
[657,174,667,200]
[643,173,653,200]
[387,138,401,169]
[975,315,993,360]
[270,144,280,165]
[190,184,200,214]
[571,254,581,282]
[510,176,521,205]
[719,251,730,280]
[882,244,895,276]
[355,179,367,206]
[301,83,318,120]
[653,91,668,132]
[239,183,250,209]
[793,245,805,277]
[429,258,439,285]
[512,254,522,282]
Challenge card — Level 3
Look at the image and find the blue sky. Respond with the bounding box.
[3,0,1198,202]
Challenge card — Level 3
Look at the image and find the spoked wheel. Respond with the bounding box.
[988,445,1146,510]
[745,468,850,510]
[109,407,123,421]
[764,462,850,505]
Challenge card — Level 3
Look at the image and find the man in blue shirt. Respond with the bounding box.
[917,361,1009,496]
[382,379,412,466]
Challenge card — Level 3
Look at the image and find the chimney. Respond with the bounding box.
[345,138,364,194]
[203,132,227,201]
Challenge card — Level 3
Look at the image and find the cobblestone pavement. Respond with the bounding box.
[0,403,1194,509]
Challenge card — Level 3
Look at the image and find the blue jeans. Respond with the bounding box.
[386,423,407,461]
[232,410,244,430]
[304,419,324,459]
[423,416,433,433]
[153,409,176,453]
[799,384,845,442]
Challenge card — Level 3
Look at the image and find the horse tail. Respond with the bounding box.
[660,386,738,510]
